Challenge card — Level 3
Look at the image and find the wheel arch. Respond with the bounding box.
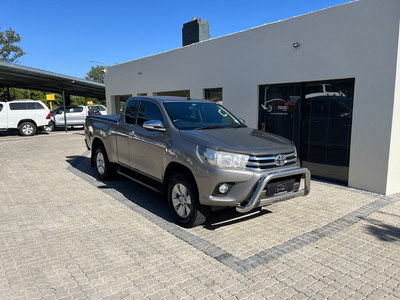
[18,119,37,127]
[163,162,198,199]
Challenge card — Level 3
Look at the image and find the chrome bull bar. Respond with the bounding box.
[236,168,311,213]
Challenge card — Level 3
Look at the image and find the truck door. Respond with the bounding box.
[54,108,70,126]
[115,99,139,166]
[70,106,85,125]
[0,103,7,129]
[128,100,166,180]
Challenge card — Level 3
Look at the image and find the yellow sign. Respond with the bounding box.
[46,94,55,100]
[87,101,93,104]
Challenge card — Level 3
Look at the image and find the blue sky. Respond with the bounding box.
[1,0,352,79]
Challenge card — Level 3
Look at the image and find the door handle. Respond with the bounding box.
[129,130,137,137]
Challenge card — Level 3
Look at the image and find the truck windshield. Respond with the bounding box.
[163,102,245,130]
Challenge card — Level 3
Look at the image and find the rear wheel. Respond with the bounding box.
[94,146,116,180]
[168,173,210,228]
[42,122,54,132]
[19,122,36,136]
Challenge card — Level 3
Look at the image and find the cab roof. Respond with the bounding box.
[128,96,214,104]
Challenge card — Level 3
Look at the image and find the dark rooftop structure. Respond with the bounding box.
[182,17,210,47]
[0,62,105,99]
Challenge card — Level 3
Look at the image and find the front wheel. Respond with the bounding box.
[94,146,116,180]
[168,173,210,228]
[19,122,36,136]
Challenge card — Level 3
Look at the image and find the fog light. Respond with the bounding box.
[219,183,229,194]
[212,182,234,197]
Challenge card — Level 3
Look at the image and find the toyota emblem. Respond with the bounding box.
[275,154,287,167]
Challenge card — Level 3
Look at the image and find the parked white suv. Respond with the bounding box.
[0,99,51,136]
[45,104,107,131]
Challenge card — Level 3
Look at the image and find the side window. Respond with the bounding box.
[125,100,139,124]
[137,101,164,126]
[9,103,27,110]
[35,102,45,109]
[27,102,45,109]
[71,107,83,113]
[27,102,36,109]
[0,104,3,112]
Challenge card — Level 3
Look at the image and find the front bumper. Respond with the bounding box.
[235,168,310,213]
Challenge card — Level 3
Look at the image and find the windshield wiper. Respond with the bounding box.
[195,125,226,130]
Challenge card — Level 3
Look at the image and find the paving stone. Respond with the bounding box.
[0,130,399,299]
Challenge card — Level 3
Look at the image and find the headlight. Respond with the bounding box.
[197,146,249,169]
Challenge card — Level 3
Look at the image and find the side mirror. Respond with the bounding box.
[239,118,246,124]
[143,120,166,132]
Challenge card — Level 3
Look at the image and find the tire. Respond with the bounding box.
[42,122,54,132]
[94,146,117,180]
[19,122,36,136]
[168,173,210,228]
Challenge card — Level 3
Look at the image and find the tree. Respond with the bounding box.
[0,24,25,63]
[9,88,29,100]
[85,65,105,84]
[0,25,26,101]
[84,65,107,106]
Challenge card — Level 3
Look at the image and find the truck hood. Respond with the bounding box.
[179,127,294,156]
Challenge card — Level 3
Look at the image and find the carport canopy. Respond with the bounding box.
[0,61,105,99]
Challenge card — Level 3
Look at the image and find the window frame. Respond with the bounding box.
[9,102,28,110]
[124,99,139,125]
[136,100,165,127]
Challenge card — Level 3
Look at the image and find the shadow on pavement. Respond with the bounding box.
[0,127,84,138]
[203,207,272,230]
[68,155,176,223]
[0,129,49,137]
[361,216,400,242]
[68,154,271,228]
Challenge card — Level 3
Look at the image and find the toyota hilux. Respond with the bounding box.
[84,96,310,227]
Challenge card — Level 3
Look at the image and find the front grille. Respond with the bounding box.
[246,151,297,170]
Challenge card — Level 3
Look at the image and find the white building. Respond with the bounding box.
[105,0,400,195]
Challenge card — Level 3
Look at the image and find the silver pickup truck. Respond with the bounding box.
[85,96,310,227]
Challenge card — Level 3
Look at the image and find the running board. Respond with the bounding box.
[117,168,162,193]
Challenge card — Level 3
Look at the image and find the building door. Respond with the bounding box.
[259,79,354,184]
[302,80,354,183]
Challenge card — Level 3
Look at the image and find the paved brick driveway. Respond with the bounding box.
[0,130,399,299]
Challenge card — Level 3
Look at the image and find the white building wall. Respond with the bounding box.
[105,0,400,195]
[387,18,400,195]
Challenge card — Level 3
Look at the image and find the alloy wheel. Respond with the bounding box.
[22,124,34,135]
[96,152,105,175]
[171,183,192,218]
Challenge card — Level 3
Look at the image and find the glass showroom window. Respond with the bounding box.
[259,78,355,184]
